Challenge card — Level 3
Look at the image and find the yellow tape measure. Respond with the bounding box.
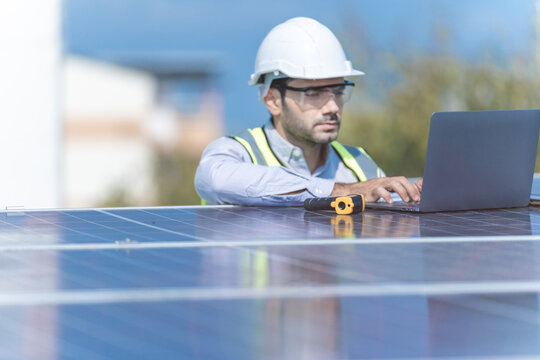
[330,196,365,214]
[304,194,365,215]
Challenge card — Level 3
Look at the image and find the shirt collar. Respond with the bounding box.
[263,119,300,164]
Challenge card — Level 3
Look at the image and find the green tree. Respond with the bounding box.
[153,151,201,205]
[340,53,540,176]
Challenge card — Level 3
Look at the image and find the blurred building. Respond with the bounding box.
[63,54,223,207]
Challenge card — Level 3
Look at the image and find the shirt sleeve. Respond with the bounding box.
[194,137,335,206]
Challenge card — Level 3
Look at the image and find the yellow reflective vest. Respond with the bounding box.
[200,127,383,205]
[232,127,383,182]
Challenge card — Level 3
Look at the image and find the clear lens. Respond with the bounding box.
[297,84,353,107]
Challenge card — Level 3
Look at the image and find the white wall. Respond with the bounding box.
[0,1,61,209]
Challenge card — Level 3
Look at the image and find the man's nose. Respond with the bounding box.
[322,93,341,113]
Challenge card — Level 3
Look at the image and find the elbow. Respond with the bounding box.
[194,164,213,202]
[194,162,229,204]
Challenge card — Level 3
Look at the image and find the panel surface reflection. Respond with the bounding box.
[1,294,539,359]
[0,206,539,358]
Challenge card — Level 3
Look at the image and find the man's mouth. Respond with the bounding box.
[317,113,340,126]
[316,119,340,126]
[316,121,340,131]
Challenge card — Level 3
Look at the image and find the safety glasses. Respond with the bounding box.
[277,80,355,107]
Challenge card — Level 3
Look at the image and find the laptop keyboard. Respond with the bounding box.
[394,201,420,211]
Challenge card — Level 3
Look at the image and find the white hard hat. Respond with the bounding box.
[249,17,364,100]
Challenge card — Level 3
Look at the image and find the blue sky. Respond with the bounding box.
[63,0,538,132]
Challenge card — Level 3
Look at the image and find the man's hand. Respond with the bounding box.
[413,178,423,193]
[331,177,423,204]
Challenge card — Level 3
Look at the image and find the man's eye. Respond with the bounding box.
[333,86,346,96]
[305,89,323,97]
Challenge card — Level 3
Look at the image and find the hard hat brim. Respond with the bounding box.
[248,68,365,86]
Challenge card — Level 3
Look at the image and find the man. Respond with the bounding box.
[195,17,422,206]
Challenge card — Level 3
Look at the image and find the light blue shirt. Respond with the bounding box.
[195,120,382,206]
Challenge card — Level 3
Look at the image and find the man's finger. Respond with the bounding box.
[374,187,393,204]
[386,180,411,203]
[400,178,421,203]
[414,178,423,193]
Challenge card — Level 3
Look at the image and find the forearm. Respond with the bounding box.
[196,161,333,205]
[195,138,334,205]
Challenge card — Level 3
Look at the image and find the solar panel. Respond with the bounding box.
[2,202,540,358]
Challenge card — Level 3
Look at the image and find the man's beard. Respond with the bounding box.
[282,105,341,144]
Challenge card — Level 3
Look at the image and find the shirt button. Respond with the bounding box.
[292,149,301,158]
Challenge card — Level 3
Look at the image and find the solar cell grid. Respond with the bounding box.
[2,202,540,358]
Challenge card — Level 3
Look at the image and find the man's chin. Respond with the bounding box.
[313,132,339,144]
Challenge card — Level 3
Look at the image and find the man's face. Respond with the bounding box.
[279,77,346,145]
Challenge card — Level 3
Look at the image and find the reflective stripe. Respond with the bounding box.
[247,128,281,166]
[254,247,269,288]
[359,146,383,177]
[358,147,373,160]
[234,136,259,165]
[331,141,368,182]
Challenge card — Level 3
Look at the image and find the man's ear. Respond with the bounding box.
[264,88,282,117]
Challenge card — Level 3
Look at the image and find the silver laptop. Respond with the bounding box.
[366,109,540,212]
